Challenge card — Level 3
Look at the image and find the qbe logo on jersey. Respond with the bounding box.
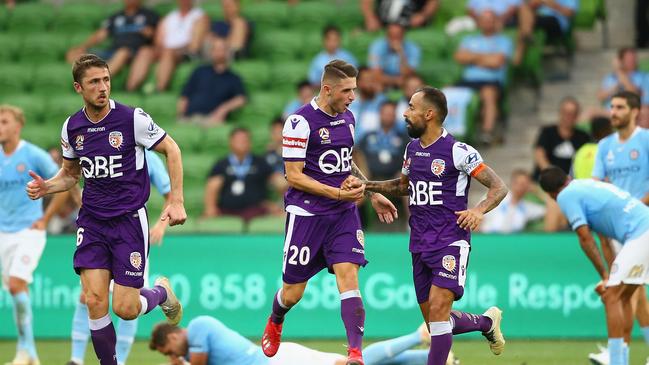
[319,147,352,174]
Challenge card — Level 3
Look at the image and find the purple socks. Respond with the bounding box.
[341,290,365,350]
[450,310,492,334]
[89,314,117,365]
[270,289,291,325]
[138,285,167,315]
[428,321,452,365]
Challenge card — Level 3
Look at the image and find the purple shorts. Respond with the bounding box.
[74,207,149,288]
[282,207,367,284]
[412,242,470,303]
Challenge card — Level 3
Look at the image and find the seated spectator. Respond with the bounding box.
[480,169,548,233]
[441,86,475,139]
[66,0,159,91]
[517,0,578,62]
[533,97,590,179]
[454,10,513,145]
[598,47,649,123]
[283,80,315,119]
[177,37,246,126]
[467,0,521,26]
[396,73,424,132]
[368,23,421,89]
[355,101,409,180]
[210,0,251,59]
[264,117,285,176]
[154,0,210,91]
[348,67,387,139]
[307,25,358,86]
[572,116,612,179]
[203,127,282,222]
[361,0,439,31]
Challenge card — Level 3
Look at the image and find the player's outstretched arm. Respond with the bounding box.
[153,136,187,226]
[362,175,410,197]
[285,161,365,201]
[26,159,80,200]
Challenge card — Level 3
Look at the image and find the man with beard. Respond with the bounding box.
[345,86,508,365]
[588,91,649,365]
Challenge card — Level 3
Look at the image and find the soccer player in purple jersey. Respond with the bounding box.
[350,86,508,365]
[25,54,186,365]
[261,60,398,365]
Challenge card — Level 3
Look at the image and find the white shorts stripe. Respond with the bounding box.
[282,214,295,274]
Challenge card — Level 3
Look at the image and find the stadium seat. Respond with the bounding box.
[143,93,178,126]
[32,63,75,96]
[46,95,83,126]
[433,0,467,28]
[0,64,33,95]
[165,217,200,234]
[418,59,462,88]
[288,2,337,31]
[302,31,324,62]
[329,1,364,29]
[111,92,144,109]
[407,28,449,60]
[163,124,204,153]
[574,0,603,29]
[5,3,55,33]
[231,60,271,91]
[247,215,286,234]
[169,61,200,94]
[0,33,23,62]
[196,216,246,234]
[51,4,110,33]
[639,59,649,73]
[183,153,217,189]
[21,117,61,149]
[242,2,288,32]
[346,31,381,63]
[201,125,234,156]
[254,30,304,61]
[2,94,47,125]
[184,186,206,218]
[270,61,310,93]
[19,34,69,64]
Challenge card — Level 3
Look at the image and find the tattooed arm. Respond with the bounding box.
[364,175,410,197]
[349,162,400,223]
[350,162,374,197]
[455,165,508,230]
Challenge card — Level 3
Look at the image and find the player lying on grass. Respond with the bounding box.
[150,315,460,365]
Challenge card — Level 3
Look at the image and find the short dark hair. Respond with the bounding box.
[611,90,641,110]
[560,96,581,113]
[380,100,397,109]
[322,59,358,84]
[590,116,612,141]
[270,115,284,127]
[538,166,568,194]
[617,46,635,60]
[230,126,250,138]
[416,86,448,123]
[296,79,311,91]
[149,323,180,351]
[72,54,109,84]
[322,24,341,38]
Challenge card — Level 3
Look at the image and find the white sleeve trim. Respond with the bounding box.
[282,114,310,159]
[452,141,484,175]
[401,141,412,175]
[133,108,166,149]
[60,118,77,159]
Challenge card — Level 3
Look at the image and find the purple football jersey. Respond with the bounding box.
[282,99,356,215]
[402,129,485,252]
[61,99,167,219]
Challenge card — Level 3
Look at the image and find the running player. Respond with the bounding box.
[354,86,508,365]
[261,59,398,365]
[540,168,649,365]
[26,54,185,365]
[66,149,172,365]
[152,316,459,365]
[1,105,59,365]
[588,91,649,365]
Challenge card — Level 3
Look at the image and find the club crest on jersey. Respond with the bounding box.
[129,252,142,270]
[357,230,365,247]
[16,163,25,173]
[60,137,70,151]
[109,131,124,150]
[442,255,456,272]
[75,135,84,150]
[431,159,446,177]
[319,127,331,144]
[630,149,639,160]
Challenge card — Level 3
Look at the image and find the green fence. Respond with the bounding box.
[0,234,615,339]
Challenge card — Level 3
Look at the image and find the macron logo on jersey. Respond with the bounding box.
[283,137,307,149]
[290,116,301,129]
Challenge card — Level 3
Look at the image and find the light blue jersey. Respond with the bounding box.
[145,150,170,196]
[308,49,358,85]
[459,33,513,84]
[368,38,421,76]
[0,140,58,233]
[537,0,579,33]
[185,316,268,365]
[558,179,649,242]
[592,127,649,199]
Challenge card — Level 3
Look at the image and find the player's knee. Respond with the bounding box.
[427,298,452,320]
[113,302,139,320]
[7,278,27,295]
[84,292,109,312]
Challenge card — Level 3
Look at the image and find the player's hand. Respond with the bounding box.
[341,175,364,190]
[26,170,48,200]
[595,279,608,296]
[161,201,187,226]
[370,193,398,223]
[454,208,484,231]
[150,221,167,245]
[338,185,365,202]
[410,12,426,27]
[30,218,46,231]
